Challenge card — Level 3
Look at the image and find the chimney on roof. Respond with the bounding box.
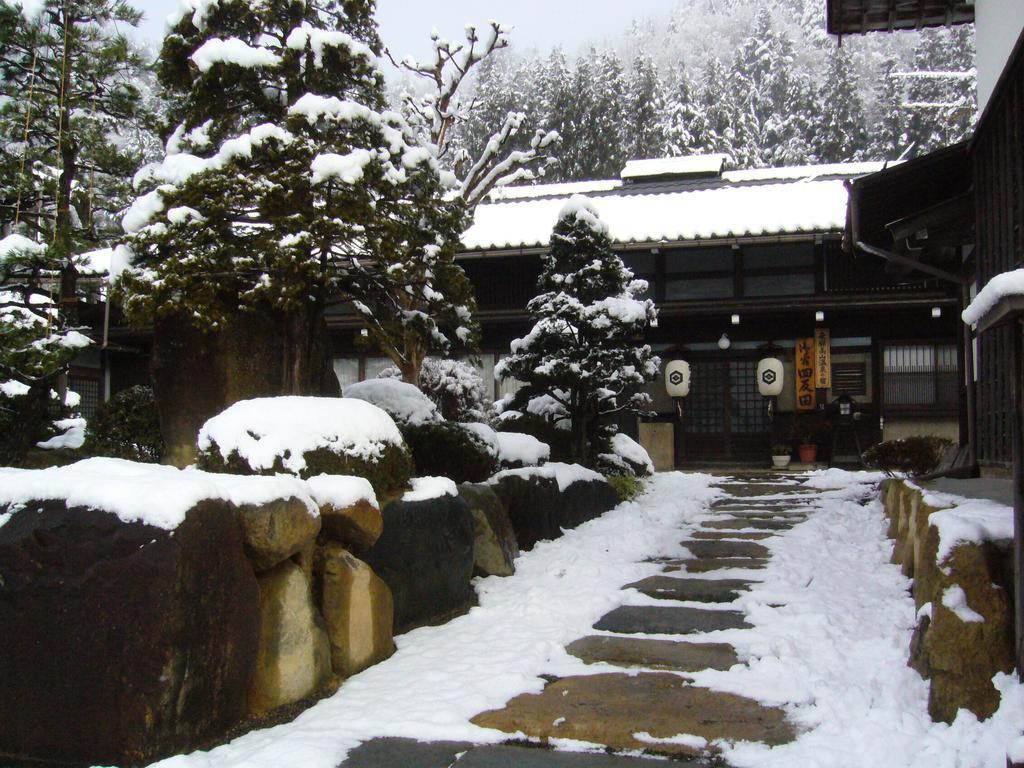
[620,154,729,183]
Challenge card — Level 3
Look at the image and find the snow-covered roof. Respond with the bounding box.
[620,154,729,181]
[462,162,886,252]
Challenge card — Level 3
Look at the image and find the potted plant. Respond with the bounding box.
[797,438,818,464]
[771,442,792,469]
[792,413,827,465]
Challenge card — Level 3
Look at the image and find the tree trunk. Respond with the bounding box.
[152,305,339,467]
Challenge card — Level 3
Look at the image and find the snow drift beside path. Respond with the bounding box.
[678,470,1024,768]
[143,472,721,768]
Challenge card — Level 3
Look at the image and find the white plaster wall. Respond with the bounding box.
[976,0,1024,111]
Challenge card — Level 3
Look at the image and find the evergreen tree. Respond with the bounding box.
[812,48,868,163]
[690,56,738,160]
[624,53,668,160]
[904,26,976,156]
[869,54,907,160]
[587,52,628,178]
[663,61,700,157]
[118,0,468,393]
[496,196,659,465]
[0,0,152,321]
[534,48,575,182]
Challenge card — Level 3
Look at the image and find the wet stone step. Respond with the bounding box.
[684,540,771,559]
[670,557,769,573]
[471,673,794,757]
[702,518,797,531]
[626,575,752,603]
[594,604,751,635]
[566,635,739,672]
[690,530,773,541]
[713,484,815,497]
[338,737,474,768]
[454,744,697,767]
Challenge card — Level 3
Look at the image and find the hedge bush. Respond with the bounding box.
[862,436,953,477]
[82,385,164,463]
[400,421,497,483]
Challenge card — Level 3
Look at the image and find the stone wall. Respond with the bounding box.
[880,479,1015,722]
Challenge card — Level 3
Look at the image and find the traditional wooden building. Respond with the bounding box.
[831,0,1024,476]
[328,157,964,468]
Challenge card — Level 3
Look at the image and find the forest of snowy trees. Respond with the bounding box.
[429,0,976,180]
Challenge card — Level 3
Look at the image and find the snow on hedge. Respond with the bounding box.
[490,461,603,492]
[197,396,404,475]
[962,268,1024,326]
[343,378,441,426]
[0,457,319,531]
[402,476,459,503]
[36,418,86,450]
[460,422,499,457]
[0,233,45,263]
[492,431,550,467]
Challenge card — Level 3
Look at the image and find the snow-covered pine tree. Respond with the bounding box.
[663,61,700,157]
[496,196,659,465]
[870,55,908,161]
[624,53,669,161]
[587,52,628,179]
[0,0,152,321]
[811,47,868,163]
[690,56,739,160]
[904,26,976,156]
[118,0,466,459]
[534,48,575,182]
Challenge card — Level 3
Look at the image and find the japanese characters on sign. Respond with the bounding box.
[796,337,816,411]
[814,328,831,389]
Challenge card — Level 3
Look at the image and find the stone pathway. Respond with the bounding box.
[339,474,816,767]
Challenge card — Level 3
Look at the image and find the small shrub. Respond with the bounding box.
[400,421,498,483]
[82,385,163,463]
[493,412,572,464]
[607,473,645,502]
[381,358,490,422]
[198,442,414,497]
[862,436,954,477]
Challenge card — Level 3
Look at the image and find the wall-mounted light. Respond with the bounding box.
[718,333,731,350]
[731,314,740,325]
[931,306,942,318]
[815,310,825,322]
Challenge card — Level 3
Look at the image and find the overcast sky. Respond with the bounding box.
[135,1,678,59]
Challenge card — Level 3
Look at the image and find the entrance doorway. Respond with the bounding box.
[676,358,770,463]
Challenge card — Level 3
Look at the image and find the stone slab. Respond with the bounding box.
[702,518,796,531]
[683,540,771,559]
[626,575,752,603]
[593,605,751,634]
[674,557,769,573]
[566,635,739,672]
[338,737,474,768]
[691,530,773,541]
[713,484,814,497]
[454,744,694,767]
[471,673,794,756]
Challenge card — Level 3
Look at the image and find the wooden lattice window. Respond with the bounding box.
[831,362,867,397]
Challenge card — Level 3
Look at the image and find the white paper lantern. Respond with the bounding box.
[665,360,691,398]
[756,357,784,397]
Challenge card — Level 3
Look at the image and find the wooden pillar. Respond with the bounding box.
[1013,321,1024,679]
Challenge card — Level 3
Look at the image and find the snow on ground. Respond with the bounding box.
[147,472,721,768]
[664,470,1024,768]
[140,469,1023,768]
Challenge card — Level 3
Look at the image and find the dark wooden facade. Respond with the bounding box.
[826,0,974,36]
[974,30,1024,467]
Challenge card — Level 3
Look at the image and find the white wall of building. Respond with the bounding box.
[976,0,1024,111]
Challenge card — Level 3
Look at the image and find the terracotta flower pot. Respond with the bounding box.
[798,443,818,464]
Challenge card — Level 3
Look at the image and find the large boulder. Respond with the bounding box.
[307,474,382,552]
[490,465,618,551]
[316,544,395,677]
[236,497,321,572]
[248,560,333,715]
[0,499,260,766]
[362,491,475,633]
[459,483,519,577]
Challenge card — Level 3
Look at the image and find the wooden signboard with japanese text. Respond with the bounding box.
[796,337,816,411]
[814,328,831,389]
